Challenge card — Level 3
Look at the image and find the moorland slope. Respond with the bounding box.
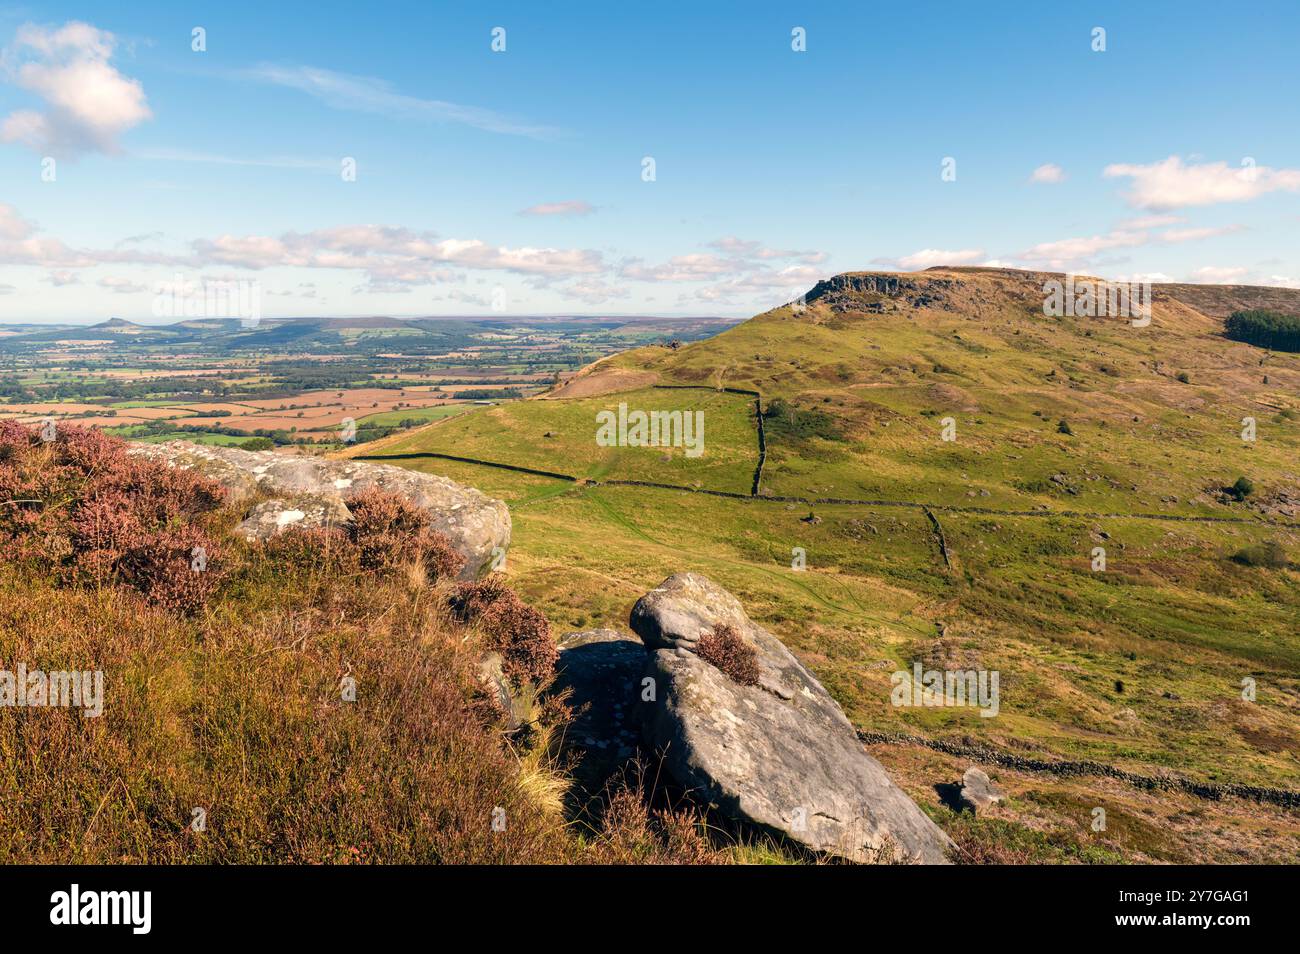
[348,267,1300,862]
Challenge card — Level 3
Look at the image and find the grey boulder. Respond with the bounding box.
[631,572,955,864]
[959,766,1005,814]
[127,441,510,579]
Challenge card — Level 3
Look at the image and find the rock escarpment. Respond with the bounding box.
[126,441,510,579]
[556,573,955,864]
[804,272,962,313]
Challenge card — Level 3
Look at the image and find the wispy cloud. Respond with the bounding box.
[133,147,339,171]
[1014,221,1243,270]
[1187,265,1250,284]
[876,248,986,271]
[98,276,147,293]
[1029,163,1066,184]
[519,200,595,217]
[557,279,629,304]
[706,236,826,264]
[1104,156,1300,209]
[243,64,562,139]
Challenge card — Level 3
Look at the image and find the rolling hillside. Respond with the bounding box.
[350,267,1300,862]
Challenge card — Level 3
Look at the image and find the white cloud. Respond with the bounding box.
[133,148,339,171]
[692,265,825,304]
[619,253,736,282]
[1014,221,1240,270]
[732,265,824,289]
[1104,156,1300,209]
[1187,266,1250,284]
[1,21,150,155]
[0,203,36,240]
[0,202,178,268]
[1117,214,1183,230]
[706,236,826,264]
[1017,230,1146,268]
[886,248,986,271]
[1114,272,1174,284]
[1160,224,1243,242]
[243,64,559,139]
[558,279,630,304]
[190,223,605,286]
[0,202,605,292]
[519,200,595,217]
[1029,163,1066,184]
[98,276,147,293]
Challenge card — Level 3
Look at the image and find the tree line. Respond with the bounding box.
[1224,309,1300,352]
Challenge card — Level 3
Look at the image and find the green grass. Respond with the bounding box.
[355,403,481,427]
[379,387,760,493]
[104,425,250,446]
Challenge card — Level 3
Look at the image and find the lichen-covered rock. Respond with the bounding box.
[127,441,510,579]
[235,496,351,541]
[631,572,954,864]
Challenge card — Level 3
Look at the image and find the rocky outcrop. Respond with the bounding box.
[127,441,510,579]
[804,272,962,313]
[958,766,1005,814]
[630,572,955,864]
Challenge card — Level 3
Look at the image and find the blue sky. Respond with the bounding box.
[1,0,1298,321]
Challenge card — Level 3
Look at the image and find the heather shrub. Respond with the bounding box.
[696,623,760,686]
[346,487,464,580]
[120,526,225,614]
[451,576,557,683]
[0,423,228,611]
[252,489,464,584]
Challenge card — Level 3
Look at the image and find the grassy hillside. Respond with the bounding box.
[374,386,761,494]
[350,267,1300,862]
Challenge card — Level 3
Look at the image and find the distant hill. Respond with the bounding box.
[1156,282,1300,318]
[598,265,1300,515]
[0,314,735,356]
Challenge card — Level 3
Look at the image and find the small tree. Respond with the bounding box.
[1228,476,1254,500]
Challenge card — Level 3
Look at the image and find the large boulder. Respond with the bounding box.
[127,441,510,579]
[631,572,954,864]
